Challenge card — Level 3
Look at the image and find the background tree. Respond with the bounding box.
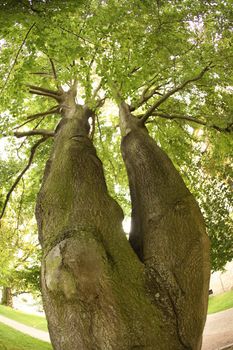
[0,159,41,306]
[0,1,232,349]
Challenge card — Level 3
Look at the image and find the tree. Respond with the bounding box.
[0,1,232,349]
[0,192,41,307]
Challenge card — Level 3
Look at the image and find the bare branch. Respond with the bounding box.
[130,84,163,111]
[141,64,212,124]
[26,107,60,120]
[14,177,25,234]
[0,22,36,94]
[90,114,96,141]
[27,84,62,101]
[30,72,53,77]
[147,111,233,133]
[58,25,94,45]
[14,129,55,138]
[0,137,48,221]
[28,89,61,100]
[49,58,57,80]
[92,80,103,100]
[27,84,60,95]
[13,106,60,130]
[94,96,106,109]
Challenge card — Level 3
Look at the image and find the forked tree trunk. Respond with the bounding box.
[1,286,13,307]
[36,90,194,349]
[36,86,210,349]
[120,102,211,350]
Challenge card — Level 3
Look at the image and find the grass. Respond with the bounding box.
[0,322,52,350]
[208,290,233,314]
[0,305,48,332]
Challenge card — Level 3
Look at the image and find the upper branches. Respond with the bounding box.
[125,64,213,125]
[139,64,213,124]
[0,23,36,95]
[146,111,233,133]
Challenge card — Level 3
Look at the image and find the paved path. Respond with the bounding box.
[202,308,233,350]
[0,314,50,343]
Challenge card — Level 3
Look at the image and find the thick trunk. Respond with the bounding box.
[36,96,183,349]
[120,102,211,350]
[1,286,13,307]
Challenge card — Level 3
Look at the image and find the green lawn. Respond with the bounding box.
[0,305,48,331]
[208,290,233,314]
[0,322,52,350]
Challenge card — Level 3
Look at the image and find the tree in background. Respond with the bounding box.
[0,1,232,349]
[0,173,41,306]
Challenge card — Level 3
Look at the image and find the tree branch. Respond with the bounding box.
[90,114,96,141]
[147,111,233,133]
[0,137,48,221]
[0,22,36,94]
[14,129,55,138]
[27,84,60,95]
[27,84,62,101]
[49,58,57,80]
[13,106,60,130]
[30,72,53,77]
[58,25,94,45]
[140,64,212,124]
[130,84,163,111]
[26,106,60,120]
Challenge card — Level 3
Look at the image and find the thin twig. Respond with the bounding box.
[58,25,94,45]
[14,178,25,234]
[0,23,36,94]
[0,137,48,221]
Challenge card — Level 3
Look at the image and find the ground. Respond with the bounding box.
[1,303,233,349]
[202,308,233,350]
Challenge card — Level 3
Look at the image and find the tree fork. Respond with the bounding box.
[119,101,210,350]
[36,90,184,349]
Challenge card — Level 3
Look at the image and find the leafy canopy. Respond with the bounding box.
[0,0,232,271]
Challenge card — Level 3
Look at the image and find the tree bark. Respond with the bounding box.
[120,101,211,350]
[36,90,187,349]
[1,286,13,307]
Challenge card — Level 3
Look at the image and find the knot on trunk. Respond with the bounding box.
[44,237,106,302]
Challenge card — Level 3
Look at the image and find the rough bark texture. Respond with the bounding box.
[120,102,211,350]
[36,90,185,349]
[1,287,13,307]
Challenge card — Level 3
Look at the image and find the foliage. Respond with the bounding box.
[0,0,232,271]
[0,158,41,294]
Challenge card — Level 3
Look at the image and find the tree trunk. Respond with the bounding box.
[1,286,13,307]
[36,90,188,349]
[119,101,211,350]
